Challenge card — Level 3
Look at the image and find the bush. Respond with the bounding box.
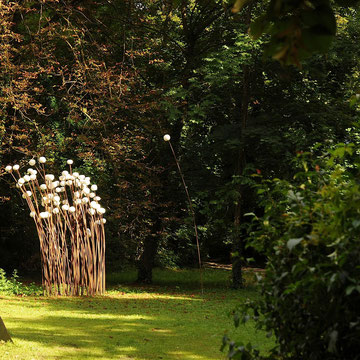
[0,268,42,296]
[223,144,360,360]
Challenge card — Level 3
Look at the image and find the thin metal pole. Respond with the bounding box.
[167,140,203,294]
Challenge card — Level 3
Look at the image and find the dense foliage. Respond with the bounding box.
[0,268,41,296]
[231,0,360,65]
[1,1,360,358]
[223,144,360,359]
[0,1,359,286]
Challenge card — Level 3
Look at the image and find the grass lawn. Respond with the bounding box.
[0,268,273,360]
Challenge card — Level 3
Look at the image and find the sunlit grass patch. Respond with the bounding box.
[1,269,272,360]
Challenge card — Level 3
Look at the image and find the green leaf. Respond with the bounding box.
[287,238,303,251]
[346,285,360,295]
[346,285,356,295]
[335,0,360,6]
[352,220,360,228]
[302,30,333,53]
[231,0,250,13]
[328,330,338,353]
[301,10,320,28]
[349,94,360,107]
[244,212,255,217]
[314,5,337,35]
[249,15,268,40]
[332,146,346,158]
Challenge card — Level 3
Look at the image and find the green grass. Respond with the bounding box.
[107,267,260,289]
[0,268,272,360]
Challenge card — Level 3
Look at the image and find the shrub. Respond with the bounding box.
[0,268,42,296]
[222,144,360,360]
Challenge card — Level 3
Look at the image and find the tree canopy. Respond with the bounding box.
[0,0,359,285]
[231,0,360,65]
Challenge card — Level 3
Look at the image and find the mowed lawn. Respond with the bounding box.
[0,268,273,360]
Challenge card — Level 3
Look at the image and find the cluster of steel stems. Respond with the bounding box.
[6,160,106,296]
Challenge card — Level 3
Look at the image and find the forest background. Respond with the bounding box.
[1,0,360,288]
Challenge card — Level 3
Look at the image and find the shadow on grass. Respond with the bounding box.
[20,267,261,292]
[10,313,176,359]
[2,285,267,360]
[107,267,260,292]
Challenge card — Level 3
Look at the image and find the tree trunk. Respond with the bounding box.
[136,219,161,283]
[231,233,243,289]
[230,1,253,289]
[231,62,250,289]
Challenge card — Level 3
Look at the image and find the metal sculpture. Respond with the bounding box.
[5,158,106,296]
